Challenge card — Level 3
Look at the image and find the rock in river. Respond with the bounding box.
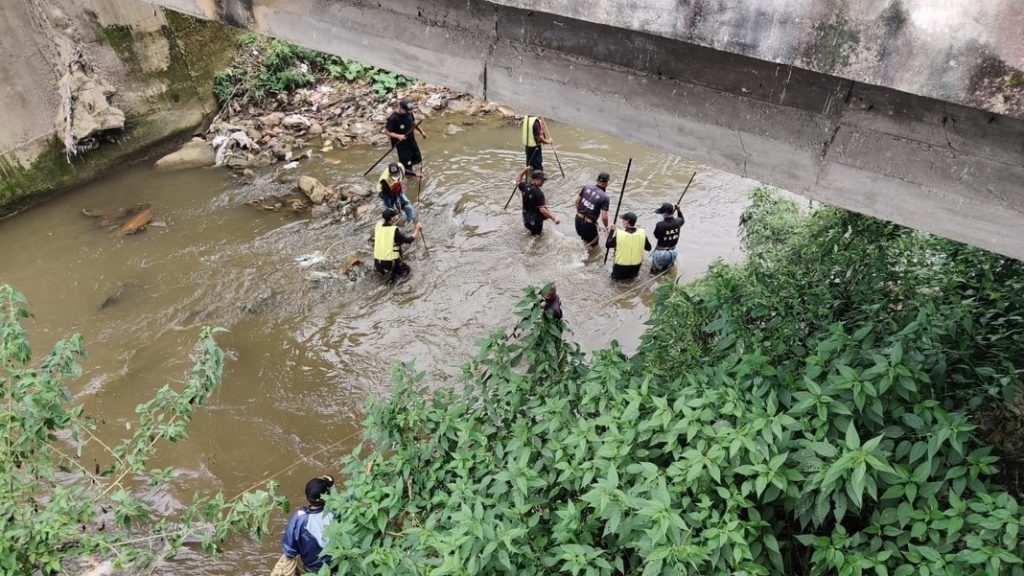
[155,138,215,171]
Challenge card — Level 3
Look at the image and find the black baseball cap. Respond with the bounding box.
[398,100,411,111]
[388,163,401,176]
[531,170,548,181]
[305,475,334,505]
[621,212,637,224]
[597,172,610,183]
[655,202,674,214]
[382,208,399,221]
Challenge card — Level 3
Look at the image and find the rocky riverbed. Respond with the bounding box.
[155,80,518,221]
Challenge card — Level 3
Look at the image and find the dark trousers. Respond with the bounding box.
[374,258,410,282]
[610,263,642,280]
[575,215,599,245]
[524,146,543,171]
[523,212,544,235]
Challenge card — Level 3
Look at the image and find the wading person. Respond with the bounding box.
[651,201,685,273]
[374,208,423,281]
[277,475,335,574]
[605,212,651,280]
[378,162,415,223]
[522,114,552,171]
[517,167,560,236]
[382,100,427,176]
[575,172,611,249]
[540,284,563,321]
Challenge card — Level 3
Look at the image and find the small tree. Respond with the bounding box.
[0,284,285,575]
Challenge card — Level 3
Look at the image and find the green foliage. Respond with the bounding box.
[0,285,286,574]
[214,34,413,105]
[320,190,1024,575]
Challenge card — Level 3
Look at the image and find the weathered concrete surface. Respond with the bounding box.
[0,0,235,212]
[147,0,1024,259]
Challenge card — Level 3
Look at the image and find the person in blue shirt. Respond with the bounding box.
[281,475,335,572]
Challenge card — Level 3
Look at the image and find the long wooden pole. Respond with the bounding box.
[540,117,565,179]
[677,171,697,205]
[603,158,633,265]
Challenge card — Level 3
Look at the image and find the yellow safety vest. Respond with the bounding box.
[522,116,538,147]
[373,222,399,261]
[614,228,646,266]
[378,165,406,191]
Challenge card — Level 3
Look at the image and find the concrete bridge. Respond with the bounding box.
[147,0,1024,259]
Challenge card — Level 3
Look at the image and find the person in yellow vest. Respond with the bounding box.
[377,163,415,223]
[604,212,651,280]
[373,208,423,281]
[522,115,553,172]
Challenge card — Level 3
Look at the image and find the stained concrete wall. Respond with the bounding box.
[0,0,234,212]
[147,0,1024,260]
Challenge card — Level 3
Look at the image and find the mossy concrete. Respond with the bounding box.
[0,2,239,215]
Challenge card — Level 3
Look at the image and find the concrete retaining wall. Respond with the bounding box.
[0,0,235,213]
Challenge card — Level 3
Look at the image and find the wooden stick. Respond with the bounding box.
[603,158,633,265]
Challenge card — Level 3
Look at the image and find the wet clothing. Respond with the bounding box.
[575,217,599,245]
[282,506,333,571]
[386,111,422,171]
[378,166,415,223]
[651,209,685,273]
[373,222,416,280]
[541,295,563,320]
[575,184,610,244]
[576,184,610,222]
[519,182,547,235]
[653,210,685,249]
[605,227,651,280]
[523,116,544,171]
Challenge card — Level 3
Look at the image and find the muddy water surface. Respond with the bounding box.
[0,116,777,573]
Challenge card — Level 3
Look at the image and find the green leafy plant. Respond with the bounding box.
[214,35,413,106]
[0,284,286,574]
[317,189,1024,575]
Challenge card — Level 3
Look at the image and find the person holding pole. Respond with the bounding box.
[374,208,423,282]
[517,166,559,236]
[383,100,427,176]
[377,163,415,224]
[650,171,695,273]
[575,172,611,249]
[605,212,651,280]
[522,115,552,172]
[651,202,685,273]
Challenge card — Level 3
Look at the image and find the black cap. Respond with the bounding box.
[531,170,548,181]
[305,475,334,505]
[655,202,674,214]
[621,212,637,225]
[398,100,411,111]
[388,162,401,176]
[382,208,399,221]
[596,172,610,183]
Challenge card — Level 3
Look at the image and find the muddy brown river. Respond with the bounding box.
[0,116,778,573]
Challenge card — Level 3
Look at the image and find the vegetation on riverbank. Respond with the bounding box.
[319,188,1024,574]
[0,285,283,574]
[214,33,414,107]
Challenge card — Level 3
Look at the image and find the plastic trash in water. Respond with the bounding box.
[295,251,326,268]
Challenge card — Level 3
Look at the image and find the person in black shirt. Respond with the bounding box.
[517,167,560,235]
[575,172,611,249]
[651,202,685,273]
[382,100,427,177]
[539,284,563,321]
